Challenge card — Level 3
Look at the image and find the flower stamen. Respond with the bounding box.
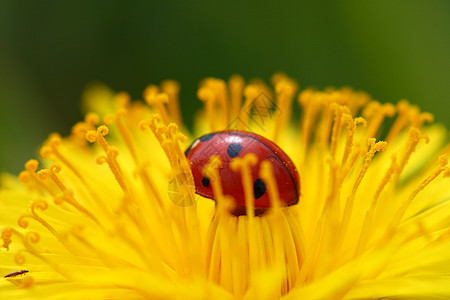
[70,112,100,147]
[397,128,430,178]
[144,85,171,125]
[87,126,160,249]
[238,85,259,131]
[41,134,85,184]
[362,101,396,139]
[39,133,113,220]
[340,115,366,170]
[354,155,399,256]
[19,160,54,196]
[260,161,282,211]
[298,89,322,155]
[161,80,183,126]
[273,77,297,141]
[318,95,338,153]
[333,139,387,266]
[230,154,258,218]
[37,165,99,224]
[201,78,229,128]
[229,75,245,120]
[330,105,349,160]
[21,232,73,280]
[386,100,433,142]
[87,126,130,196]
[383,154,450,242]
[107,108,139,162]
[198,87,218,132]
[1,227,13,250]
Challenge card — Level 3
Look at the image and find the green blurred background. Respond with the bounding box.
[0,0,449,174]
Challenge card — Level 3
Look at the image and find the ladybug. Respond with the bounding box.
[185,130,300,215]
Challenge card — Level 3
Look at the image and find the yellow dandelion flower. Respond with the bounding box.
[1,74,450,299]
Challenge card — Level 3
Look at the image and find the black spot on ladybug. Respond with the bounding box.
[253,178,266,199]
[227,143,243,158]
[199,133,216,142]
[202,177,210,187]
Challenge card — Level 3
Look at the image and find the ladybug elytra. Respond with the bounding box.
[185,131,300,215]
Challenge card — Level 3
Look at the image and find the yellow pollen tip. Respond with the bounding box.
[25,232,40,244]
[229,74,245,116]
[25,159,39,172]
[199,78,230,128]
[144,90,171,124]
[98,125,109,136]
[71,122,87,137]
[2,228,12,239]
[197,87,217,131]
[85,112,100,126]
[115,91,131,108]
[384,103,396,115]
[297,88,315,105]
[243,85,259,100]
[14,251,26,265]
[270,72,287,85]
[85,130,97,143]
[166,123,178,136]
[116,108,128,119]
[17,216,29,229]
[107,147,119,158]
[272,76,298,141]
[156,93,169,104]
[161,80,183,126]
[103,114,116,126]
[145,91,166,105]
[95,155,108,165]
[275,80,297,96]
[40,146,53,159]
[36,169,50,180]
[18,171,30,183]
[228,74,245,86]
[438,154,448,166]
[161,80,180,94]
[369,138,388,152]
[48,134,62,147]
[197,87,215,101]
[420,112,434,123]
[1,228,13,251]
[355,117,367,127]
[138,120,149,131]
[50,164,62,174]
[31,200,48,211]
[54,195,65,205]
[143,85,159,101]
[40,134,63,158]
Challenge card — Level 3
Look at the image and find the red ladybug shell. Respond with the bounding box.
[185,131,300,213]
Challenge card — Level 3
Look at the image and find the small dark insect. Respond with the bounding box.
[4,270,29,278]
